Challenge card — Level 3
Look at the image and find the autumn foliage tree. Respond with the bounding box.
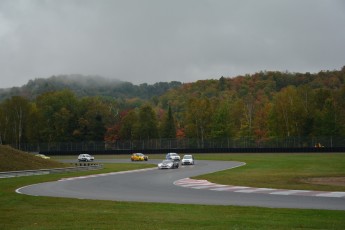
[185,97,213,147]
[1,67,345,148]
[0,96,31,147]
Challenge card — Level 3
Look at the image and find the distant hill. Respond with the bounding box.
[0,74,182,101]
[1,68,344,103]
[0,145,65,171]
[0,67,344,146]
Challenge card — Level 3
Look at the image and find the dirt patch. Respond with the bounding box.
[302,177,345,187]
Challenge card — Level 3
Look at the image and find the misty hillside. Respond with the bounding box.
[1,67,344,103]
[0,74,182,101]
[1,67,345,147]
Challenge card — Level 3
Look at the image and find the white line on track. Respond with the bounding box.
[58,167,157,181]
[174,178,345,198]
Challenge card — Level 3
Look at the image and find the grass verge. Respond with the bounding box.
[193,153,345,191]
[1,193,344,229]
[1,154,345,229]
[0,145,65,171]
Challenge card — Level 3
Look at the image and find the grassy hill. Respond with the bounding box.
[0,145,65,172]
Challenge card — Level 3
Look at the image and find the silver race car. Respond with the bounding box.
[158,159,179,169]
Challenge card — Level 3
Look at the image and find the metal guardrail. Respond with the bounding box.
[0,164,103,179]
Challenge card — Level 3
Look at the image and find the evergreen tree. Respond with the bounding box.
[136,104,158,140]
[161,105,176,138]
[119,110,138,140]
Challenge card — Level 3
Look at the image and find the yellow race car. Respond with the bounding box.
[131,153,148,161]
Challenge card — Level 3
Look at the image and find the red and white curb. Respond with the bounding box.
[174,178,345,198]
[58,167,157,181]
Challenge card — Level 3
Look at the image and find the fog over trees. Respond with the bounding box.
[0,67,344,148]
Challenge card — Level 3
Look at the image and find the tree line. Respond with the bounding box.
[1,67,344,148]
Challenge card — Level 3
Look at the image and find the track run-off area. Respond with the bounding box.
[16,159,345,210]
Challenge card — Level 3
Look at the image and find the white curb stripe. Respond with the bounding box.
[234,188,275,193]
[174,178,345,198]
[315,192,345,198]
[270,190,311,195]
[59,167,157,181]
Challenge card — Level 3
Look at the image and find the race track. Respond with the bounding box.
[17,159,345,210]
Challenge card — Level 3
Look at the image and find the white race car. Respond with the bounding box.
[166,152,180,161]
[78,154,95,162]
[181,155,194,165]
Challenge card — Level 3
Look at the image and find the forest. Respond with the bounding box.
[0,67,345,150]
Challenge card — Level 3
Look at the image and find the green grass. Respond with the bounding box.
[0,145,65,171]
[1,162,345,229]
[1,149,345,229]
[193,153,345,191]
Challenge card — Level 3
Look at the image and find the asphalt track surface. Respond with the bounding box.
[17,159,345,210]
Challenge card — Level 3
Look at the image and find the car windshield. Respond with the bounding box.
[170,153,177,156]
[136,153,144,156]
[184,155,192,159]
[162,160,172,164]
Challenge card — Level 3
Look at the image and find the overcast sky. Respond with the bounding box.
[0,0,345,88]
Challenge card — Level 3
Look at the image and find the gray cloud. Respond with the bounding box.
[1,0,344,88]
